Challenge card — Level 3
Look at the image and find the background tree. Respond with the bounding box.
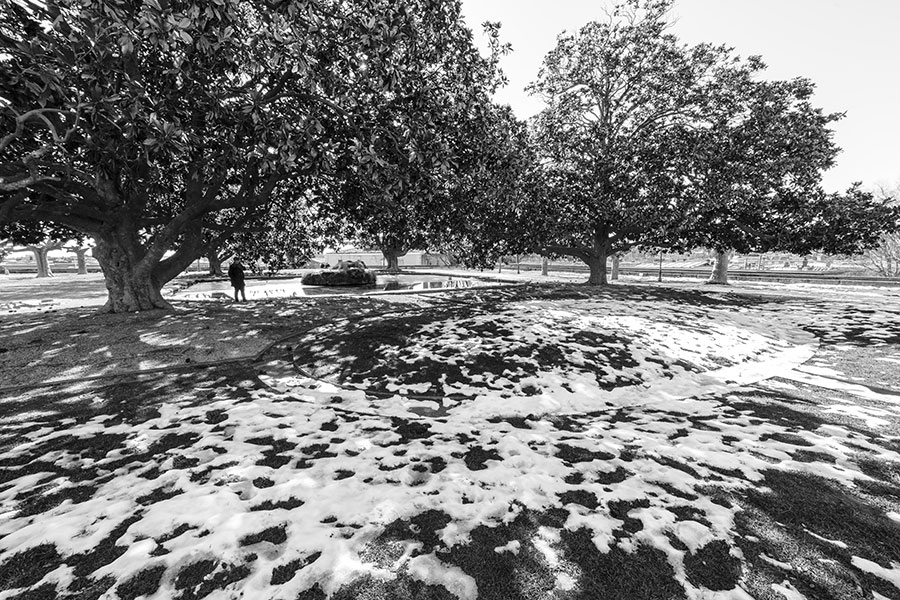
[0,220,80,277]
[856,183,900,277]
[64,240,94,274]
[657,71,847,283]
[527,0,736,284]
[1,0,455,311]
[332,15,509,272]
[436,105,543,268]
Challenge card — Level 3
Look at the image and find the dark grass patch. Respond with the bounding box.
[252,477,274,488]
[727,392,832,431]
[545,415,587,432]
[762,432,814,446]
[270,552,321,585]
[594,466,631,484]
[463,446,501,471]
[300,443,337,459]
[564,470,585,485]
[256,453,291,468]
[735,506,877,600]
[0,543,61,590]
[652,481,699,501]
[327,573,456,600]
[425,456,446,473]
[438,510,557,600]
[173,560,216,591]
[239,525,287,546]
[246,436,297,453]
[173,560,251,600]
[747,469,900,563]
[856,455,900,483]
[204,410,228,424]
[608,500,649,535]
[136,485,184,505]
[67,514,142,579]
[683,540,742,591]
[391,418,433,443]
[792,449,837,463]
[668,505,710,524]
[558,489,599,509]
[376,510,452,555]
[560,527,686,600]
[854,478,900,501]
[154,523,196,544]
[15,482,98,517]
[486,415,535,429]
[249,497,305,511]
[172,455,200,469]
[296,584,327,600]
[555,443,615,464]
[652,455,701,478]
[64,574,115,599]
[115,565,167,600]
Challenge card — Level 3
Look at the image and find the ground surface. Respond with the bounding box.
[0,277,899,600]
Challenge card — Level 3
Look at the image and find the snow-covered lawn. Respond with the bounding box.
[1,284,899,600]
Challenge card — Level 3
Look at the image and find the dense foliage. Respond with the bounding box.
[0,0,504,309]
[526,0,899,284]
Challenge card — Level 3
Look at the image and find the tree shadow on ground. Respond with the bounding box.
[735,468,900,600]
[0,295,393,389]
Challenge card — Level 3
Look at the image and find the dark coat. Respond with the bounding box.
[228,262,245,288]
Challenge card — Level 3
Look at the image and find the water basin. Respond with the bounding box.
[171,272,497,301]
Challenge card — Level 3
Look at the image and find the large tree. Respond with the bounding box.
[653,68,893,284]
[527,0,739,284]
[333,16,509,272]
[0,0,465,311]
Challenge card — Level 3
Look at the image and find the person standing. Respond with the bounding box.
[228,259,246,302]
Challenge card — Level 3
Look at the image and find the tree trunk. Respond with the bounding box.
[611,254,620,280]
[382,248,405,274]
[208,249,224,276]
[708,250,731,285]
[30,247,53,278]
[72,248,89,274]
[585,225,610,285]
[541,256,548,276]
[586,247,608,285]
[93,238,172,312]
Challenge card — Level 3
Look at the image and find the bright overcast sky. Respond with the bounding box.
[459,0,900,193]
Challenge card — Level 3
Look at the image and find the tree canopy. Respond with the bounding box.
[525,0,897,284]
[1,0,504,309]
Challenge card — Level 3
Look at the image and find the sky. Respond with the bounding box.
[459,0,900,193]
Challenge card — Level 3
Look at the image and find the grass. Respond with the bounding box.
[0,282,899,599]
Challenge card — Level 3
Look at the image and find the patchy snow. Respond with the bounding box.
[492,540,520,555]
[2,284,900,599]
[851,556,900,589]
[771,581,810,600]
[760,554,794,571]
[407,554,477,600]
[803,528,848,549]
[779,370,900,404]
